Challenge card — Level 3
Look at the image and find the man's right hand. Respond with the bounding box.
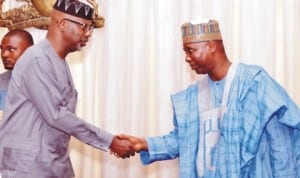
[116,134,148,153]
[109,136,136,158]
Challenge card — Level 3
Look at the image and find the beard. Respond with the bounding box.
[76,43,83,51]
[76,40,88,51]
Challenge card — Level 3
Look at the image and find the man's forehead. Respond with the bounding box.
[183,42,206,48]
[1,35,24,45]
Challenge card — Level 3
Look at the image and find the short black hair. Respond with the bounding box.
[4,29,34,46]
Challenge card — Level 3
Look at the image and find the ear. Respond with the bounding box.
[57,19,67,31]
[207,41,217,53]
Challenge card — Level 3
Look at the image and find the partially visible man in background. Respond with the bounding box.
[0,29,33,119]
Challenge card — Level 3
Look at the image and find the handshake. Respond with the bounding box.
[109,134,148,158]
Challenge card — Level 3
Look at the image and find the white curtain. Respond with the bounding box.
[0,0,300,178]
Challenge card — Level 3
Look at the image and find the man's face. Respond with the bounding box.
[63,16,94,51]
[0,35,30,70]
[183,41,215,74]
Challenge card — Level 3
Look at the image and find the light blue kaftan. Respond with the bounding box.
[0,71,11,110]
[140,63,300,178]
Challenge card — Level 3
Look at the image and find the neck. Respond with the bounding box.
[208,58,231,81]
[46,33,68,60]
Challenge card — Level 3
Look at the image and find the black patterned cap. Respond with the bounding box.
[53,0,94,20]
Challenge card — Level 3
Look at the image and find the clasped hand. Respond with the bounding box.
[109,134,148,159]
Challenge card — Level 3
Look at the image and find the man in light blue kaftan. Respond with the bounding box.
[119,20,300,178]
[0,29,33,119]
[141,63,300,178]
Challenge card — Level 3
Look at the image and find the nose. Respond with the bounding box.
[84,30,93,37]
[1,49,9,59]
[185,55,191,63]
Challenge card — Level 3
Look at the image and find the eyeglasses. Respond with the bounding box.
[63,18,94,33]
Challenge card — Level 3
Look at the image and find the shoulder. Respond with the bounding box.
[236,63,271,84]
[21,39,49,60]
[235,63,284,101]
[11,40,57,86]
[172,83,198,97]
[0,71,11,89]
[15,40,53,71]
[171,82,198,104]
[0,71,11,79]
[238,63,265,76]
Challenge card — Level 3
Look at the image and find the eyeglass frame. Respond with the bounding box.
[63,18,94,33]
